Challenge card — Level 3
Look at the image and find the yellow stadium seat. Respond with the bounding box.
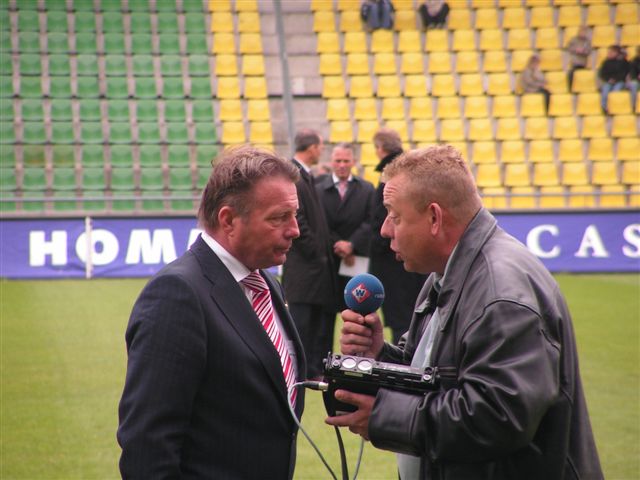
[582,115,608,139]
[496,117,522,140]
[241,54,265,76]
[539,186,566,208]
[215,54,238,76]
[326,98,351,121]
[235,0,258,11]
[479,29,504,51]
[436,96,462,119]
[505,164,532,188]
[371,30,394,53]
[212,33,236,54]
[397,30,422,53]
[492,95,517,118]
[349,75,374,98]
[448,9,472,29]
[337,0,360,11]
[468,118,494,141]
[622,161,640,185]
[246,99,270,121]
[539,49,563,71]
[357,120,379,143]
[607,91,633,115]
[611,115,639,138]
[520,93,546,117]
[529,140,555,163]
[558,139,584,163]
[249,121,273,144]
[322,75,346,98]
[237,11,261,32]
[319,54,343,75]
[211,12,234,32]
[487,74,512,96]
[472,141,498,164]
[330,120,355,143]
[587,138,613,162]
[530,7,555,28]
[239,33,262,54]
[475,8,499,29]
[216,77,241,98]
[428,52,452,74]
[404,75,428,97]
[222,121,246,144]
[314,11,336,32]
[452,29,476,51]
[576,93,601,116]
[431,74,457,97]
[311,0,333,10]
[439,119,465,142]
[502,7,527,29]
[630,185,640,208]
[533,163,560,186]
[562,162,589,186]
[552,116,578,139]
[455,51,480,73]
[316,32,340,53]
[507,29,531,50]
[346,53,370,75]
[545,71,569,94]
[381,97,406,120]
[340,10,363,31]
[464,96,489,118]
[586,4,611,26]
[425,30,449,53]
[412,119,437,142]
[620,25,640,48]
[481,187,508,209]
[511,49,535,73]
[568,185,596,208]
[243,77,267,99]
[501,140,526,164]
[360,143,377,166]
[409,97,433,119]
[476,164,502,188]
[377,75,401,98]
[618,138,640,162]
[353,97,378,120]
[525,117,551,140]
[218,99,243,121]
[394,9,418,30]
[385,119,409,142]
[599,184,627,208]
[571,69,597,93]
[592,162,620,185]
[401,52,424,74]
[343,31,367,54]
[482,50,507,72]
[591,25,617,49]
[615,3,640,25]
[535,28,560,50]
[209,0,231,11]
[557,6,582,28]
[548,93,574,117]
[459,73,484,96]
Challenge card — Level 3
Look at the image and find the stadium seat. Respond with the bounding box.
[425,30,449,53]
[567,185,596,208]
[349,75,374,98]
[471,141,497,164]
[476,164,502,188]
[533,163,560,186]
[371,30,394,54]
[215,54,238,76]
[249,121,273,144]
[436,97,461,119]
[611,115,638,138]
[451,29,476,52]
[212,33,236,54]
[486,73,511,96]
[621,161,640,185]
[506,29,531,50]
[326,98,350,121]
[377,75,401,98]
[511,49,534,74]
[475,8,498,30]
[216,77,240,99]
[319,54,342,75]
[401,52,424,75]
[322,76,346,98]
[165,122,190,144]
[479,29,504,51]
[592,162,619,185]
[548,94,574,117]
[585,138,613,163]
[394,10,417,30]
[617,138,640,162]
[239,33,263,54]
[411,119,437,142]
[381,97,406,120]
[538,186,566,209]
[439,119,465,142]
[221,121,245,144]
[353,97,378,120]
[357,120,378,143]
[491,96,517,118]
[246,99,270,122]
[586,4,611,26]
[505,163,531,187]
[404,75,427,97]
[347,53,370,75]
[339,11,362,32]
[459,74,484,97]
[501,140,526,164]
[581,115,608,139]
[385,120,409,142]
[572,70,597,93]
[557,6,582,28]
[468,118,494,141]
[431,74,456,97]
[552,116,579,139]
[448,9,471,29]
[620,25,639,48]
[502,7,527,29]
[545,72,569,94]
[164,100,187,123]
[409,97,433,119]
[598,184,626,208]
[528,140,554,163]
[530,6,555,28]
[482,50,506,73]
[242,55,265,76]
[520,94,546,117]
[464,96,489,118]
[558,139,584,163]
[397,30,421,53]
[539,49,563,71]
[316,32,340,54]
[427,52,452,74]
[607,91,633,115]
[455,51,479,74]
[495,117,522,140]
[342,32,366,54]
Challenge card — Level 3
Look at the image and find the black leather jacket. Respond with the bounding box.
[370,209,603,479]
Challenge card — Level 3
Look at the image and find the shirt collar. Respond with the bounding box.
[200,231,251,282]
[332,173,353,185]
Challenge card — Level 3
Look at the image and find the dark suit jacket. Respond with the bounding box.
[315,174,376,259]
[117,236,306,479]
[282,160,338,308]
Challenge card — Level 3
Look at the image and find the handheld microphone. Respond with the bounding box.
[343,273,385,315]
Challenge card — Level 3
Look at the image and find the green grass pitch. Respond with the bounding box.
[1,274,638,479]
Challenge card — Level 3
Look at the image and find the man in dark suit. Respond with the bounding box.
[316,142,376,307]
[282,129,339,379]
[117,146,306,478]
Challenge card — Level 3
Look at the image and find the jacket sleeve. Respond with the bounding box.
[348,185,376,256]
[293,182,325,261]
[369,300,560,462]
[117,274,207,479]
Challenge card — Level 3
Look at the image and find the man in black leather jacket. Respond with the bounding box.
[327,145,603,479]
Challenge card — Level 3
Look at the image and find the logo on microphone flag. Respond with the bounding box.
[351,283,371,304]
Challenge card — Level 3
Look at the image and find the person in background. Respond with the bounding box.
[360,0,395,31]
[598,44,630,114]
[418,0,450,29]
[283,129,339,380]
[118,145,306,478]
[518,53,551,113]
[369,128,427,344]
[326,144,603,480]
[316,142,376,309]
[628,45,640,111]
[566,26,592,91]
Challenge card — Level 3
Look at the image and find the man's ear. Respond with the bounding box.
[218,206,236,234]
[428,202,443,235]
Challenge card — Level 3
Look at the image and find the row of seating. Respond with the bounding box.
[5,0,214,13]
[311,0,635,11]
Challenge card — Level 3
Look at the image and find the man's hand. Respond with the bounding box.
[339,309,385,358]
[333,240,354,258]
[325,390,376,440]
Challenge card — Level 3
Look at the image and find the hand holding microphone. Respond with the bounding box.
[340,274,386,358]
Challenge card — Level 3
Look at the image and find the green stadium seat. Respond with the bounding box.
[0,52,12,77]
[188,55,211,76]
[80,145,105,167]
[76,54,100,76]
[0,145,16,168]
[20,190,46,212]
[22,122,47,144]
[0,100,13,124]
[107,99,130,122]
[102,33,127,55]
[164,99,186,122]
[196,167,210,189]
[157,13,180,33]
[191,100,213,123]
[79,99,103,122]
[46,33,70,54]
[0,122,16,145]
[48,54,71,76]
[141,190,165,211]
[46,11,69,32]
[140,167,164,190]
[51,122,76,144]
[167,144,191,168]
[160,54,183,77]
[82,190,106,211]
[138,145,163,167]
[104,54,128,76]
[80,122,105,144]
[18,32,42,53]
[0,75,14,97]
[20,54,42,76]
[137,122,160,144]
[135,99,159,123]
[106,75,130,98]
[169,167,193,191]
[110,121,134,144]
[165,122,190,144]
[48,76,72,98]
[20,99,43,122]
[184,12,206,33]
[134,76,158,99]
[110,167,135,191]
[158,34,181,55]
[111,191,137,211]
[157,0,180,13]
[186,32,208,55]
[169,190,196,211]
[0,168,16,191]
[101,12,125,33]
[128,0,154,13]
[130,34,153,55]
[22,167,47,190]
[132,55,154,77]
[194,122,217,144]
[189,77,211,98]
[18,10,41,32]
[51,145,74,167]
[22,145,46,167]
[161,76,185,99]
[75,76,101,98]
[52,167,77,191]
[129,12,152,33]
[74,32,98,54]
[195,144,217,167]
[109,145,134,167]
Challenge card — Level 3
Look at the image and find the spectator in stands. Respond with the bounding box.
[283,129,339,380]
[565,26,592,91]
[629,46,640,111]
[598,45,630,114]
[316,143,376,309]
[518,54,551,113]
[360,0,395,31]
[369,128,427,344]
[418,0,450,29]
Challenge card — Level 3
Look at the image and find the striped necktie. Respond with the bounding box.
[242,271,297,407]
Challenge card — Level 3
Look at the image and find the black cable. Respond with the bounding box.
[334,425,349,480]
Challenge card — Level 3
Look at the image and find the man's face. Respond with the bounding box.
[331,147,355,181]
[310,140,324,165]
[229,177,300,270]
[380,174,432,274]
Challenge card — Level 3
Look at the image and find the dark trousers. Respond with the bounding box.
[289,303,336,379]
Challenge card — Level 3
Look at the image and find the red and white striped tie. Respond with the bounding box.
[242,271,297,407]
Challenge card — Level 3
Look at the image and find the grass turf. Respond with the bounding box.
[0,274,638,479]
